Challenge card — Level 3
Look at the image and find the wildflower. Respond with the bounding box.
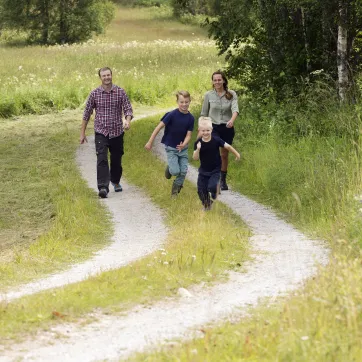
[18,66,23,71]
[163,261,169,265]
[192,255,196,260]
[301,336,309,341]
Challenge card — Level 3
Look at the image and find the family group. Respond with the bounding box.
[80,67,240,210]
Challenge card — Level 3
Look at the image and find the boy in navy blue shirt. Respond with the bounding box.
[193,117,240,210]
[145,91,195,197]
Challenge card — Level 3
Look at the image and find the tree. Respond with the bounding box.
[206,0,362,101]
[0,0,115,44]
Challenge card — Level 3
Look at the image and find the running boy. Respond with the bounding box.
[193,117,240,210]
[145,91,195,197]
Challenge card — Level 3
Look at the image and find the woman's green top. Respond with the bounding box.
[200,89,239,125]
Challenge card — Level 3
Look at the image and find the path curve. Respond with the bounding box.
[1,129,329,361]
[0,112,168,303]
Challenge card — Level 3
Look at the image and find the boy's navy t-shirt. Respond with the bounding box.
[194,136,225,174]
[161,109,194,148]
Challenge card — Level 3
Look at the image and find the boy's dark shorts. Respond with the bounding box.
[212,123,235,145]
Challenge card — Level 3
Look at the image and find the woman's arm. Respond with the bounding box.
[227,91,239,128]
[200,93,210,116]
[226,111,239,128]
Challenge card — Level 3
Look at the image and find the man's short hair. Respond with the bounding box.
[198,116,212,129]
[98,67,112,77]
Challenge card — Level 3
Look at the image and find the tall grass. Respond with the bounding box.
[0,6,217,118]
[0,111,112,288]
[0,5,224,287]
[132,88,362,361]
[0,115,249,340]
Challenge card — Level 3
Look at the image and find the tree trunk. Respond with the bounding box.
[40,0,50,44]
[59,0,67,44]
[300,7,311,73]
[337,0,349,102]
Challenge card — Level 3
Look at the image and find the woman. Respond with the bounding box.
[200,70,239,190]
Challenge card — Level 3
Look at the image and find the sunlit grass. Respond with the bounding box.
[102,6,207,43]
[130,102,362,362]
[0,110,112,288]
[0,6,220,117]
[0,115,250,340]
[131,251,362,362]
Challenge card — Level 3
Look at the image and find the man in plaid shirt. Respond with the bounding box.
[80,67,133,198]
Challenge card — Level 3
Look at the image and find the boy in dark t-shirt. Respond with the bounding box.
[193,117,240,210]
[145,91,195,197]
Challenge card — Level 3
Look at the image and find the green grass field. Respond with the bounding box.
[1,4,362,361]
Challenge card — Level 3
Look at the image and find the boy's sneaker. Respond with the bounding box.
[171,183,182,198]
[165,166,172,179]
[98,188,108,198]
[111,182,123,192]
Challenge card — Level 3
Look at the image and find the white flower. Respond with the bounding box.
[18,66,23,70]
[163,261,169,265]
[301,336,309,341]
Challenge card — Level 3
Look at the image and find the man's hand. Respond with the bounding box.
[80,134,88,144]
[124,119,130,130]
[234,152,241,161]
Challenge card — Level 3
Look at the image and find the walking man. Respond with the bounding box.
[80,67,133,198]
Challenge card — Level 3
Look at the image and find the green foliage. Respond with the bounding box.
[171,0,219,17]
[111,0,170,6]
[0,0,115,44]
[206,0,362,99]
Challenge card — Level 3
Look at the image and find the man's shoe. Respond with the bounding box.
[98,188,108,198]
[111,182,123,192]
[165,166,172,179]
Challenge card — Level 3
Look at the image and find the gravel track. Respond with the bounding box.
[0,113,168,303]
[1,128,329,362]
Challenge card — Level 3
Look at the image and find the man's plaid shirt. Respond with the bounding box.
[83,85,133,138]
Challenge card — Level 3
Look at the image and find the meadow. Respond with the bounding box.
[0,5,251,341]
[1,4,362,361]
[0,6,217,117]
[0,5,222,283]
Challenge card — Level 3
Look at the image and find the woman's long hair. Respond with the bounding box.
[212,70,233,100]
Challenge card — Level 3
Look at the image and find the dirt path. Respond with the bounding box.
[1,128,329,361]
[0,112,168,303]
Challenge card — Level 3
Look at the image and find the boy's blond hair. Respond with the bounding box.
[176,90,191,100]
[198,116,212,129]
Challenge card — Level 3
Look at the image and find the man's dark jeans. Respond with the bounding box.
[95,133,124,192]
